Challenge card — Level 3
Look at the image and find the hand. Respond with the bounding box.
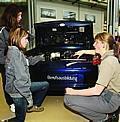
[73,50,84,59]
[27,99,33,108]
[38,54,45,61]
[65,88,75,95]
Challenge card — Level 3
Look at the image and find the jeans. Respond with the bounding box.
[12,81,49,122]
[30,81,49,106]
[12,97,27,122]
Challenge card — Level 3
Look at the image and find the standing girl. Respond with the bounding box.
[5,28,49,122]
[0,4,22,112]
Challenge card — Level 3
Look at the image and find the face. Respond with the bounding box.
[19,34,28,49]
[17,12,22,23]
[93,39,104,54]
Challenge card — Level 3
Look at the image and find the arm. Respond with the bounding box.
[74,50,95,58]
[0,38,6,63]
[65,84,105,96]
[27,54,45,65]
[0,28,8,64]
[65,57,115,96]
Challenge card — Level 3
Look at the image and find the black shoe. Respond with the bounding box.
[89,108,119,122]
[7,117,16,122]
[104,109,119,122]
[2,117,17,122]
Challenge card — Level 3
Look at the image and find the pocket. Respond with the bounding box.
[103,90,113,103]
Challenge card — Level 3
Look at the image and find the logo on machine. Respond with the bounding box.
[47,75,77,82]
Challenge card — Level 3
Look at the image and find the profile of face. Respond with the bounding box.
[19,34,28,49]
[93,39,104,55]
[17,12,22,24]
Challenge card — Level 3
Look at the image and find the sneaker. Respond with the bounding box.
[103,110,119,122]
[27,106,44,113]
[10,104,15,113]
[7,117,16,122]
[89,112,119,122]
[104,112,119,122]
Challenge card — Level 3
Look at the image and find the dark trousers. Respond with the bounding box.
[12,97,27,122]
[0,64,13,105]
[12,81,49,122]
[30,81,49,106]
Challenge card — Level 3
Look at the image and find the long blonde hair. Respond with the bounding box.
[9,28,28,48]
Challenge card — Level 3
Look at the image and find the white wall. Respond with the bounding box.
[79,7,104,35]
[36,1,78,22]
[35,1,105,35]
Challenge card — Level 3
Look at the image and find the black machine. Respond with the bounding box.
[27,20,98,95]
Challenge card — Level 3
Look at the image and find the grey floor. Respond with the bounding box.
[26,96,89,122]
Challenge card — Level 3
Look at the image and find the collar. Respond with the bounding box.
[101,50,114,61]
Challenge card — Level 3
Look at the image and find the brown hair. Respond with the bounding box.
[95,32,120,60]
[0,4,22,30]
[9,28,28,48]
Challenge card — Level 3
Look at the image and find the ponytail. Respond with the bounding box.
[113,41,120,62]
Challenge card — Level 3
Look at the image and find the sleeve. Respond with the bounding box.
[0,38,5,62]
[12,51,32,102]
[27,54,45,66]
[96,59,115,87]
[0,32,7,64]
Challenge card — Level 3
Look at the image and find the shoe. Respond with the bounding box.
[1,117,16,122]
[27,106,44,113]
[89,109,119,122]
[7,117,16,122]
[10,104,15,113]
[104,109,119,122]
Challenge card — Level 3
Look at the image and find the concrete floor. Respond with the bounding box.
[26,96,89,122]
